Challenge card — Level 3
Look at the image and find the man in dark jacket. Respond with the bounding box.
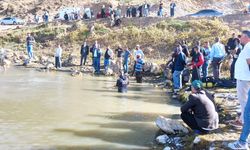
[226,33,237,55]
[173,45,187,93]
[181,80,219,134]
[80,41,89,66]
[116,73,129,93]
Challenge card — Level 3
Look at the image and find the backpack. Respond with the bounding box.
[215,79,236,88]
[202,76,216,88]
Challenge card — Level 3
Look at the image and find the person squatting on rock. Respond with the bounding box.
[134,54,144,83]
[80,41,89,66]
[55,44,62,69]
[116,73,129,93]
[181,80,219,134]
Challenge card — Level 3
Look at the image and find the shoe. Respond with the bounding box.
[230,120,243,128]
[228,141,249,150]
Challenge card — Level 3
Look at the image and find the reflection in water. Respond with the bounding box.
[0,67,180,150]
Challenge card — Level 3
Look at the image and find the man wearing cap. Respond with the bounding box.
[181,80,219,134]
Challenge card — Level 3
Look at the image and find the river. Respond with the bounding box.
[0,67,180,150]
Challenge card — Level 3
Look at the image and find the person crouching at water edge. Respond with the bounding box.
[180,80,219,134]
[134,54,145,83]
[116,73,129,93]
[55,44,62,69]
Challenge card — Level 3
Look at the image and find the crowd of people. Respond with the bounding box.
[30,0,177,25]
[22,26,250,149]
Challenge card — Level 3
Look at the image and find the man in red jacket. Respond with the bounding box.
[189,46,204,82]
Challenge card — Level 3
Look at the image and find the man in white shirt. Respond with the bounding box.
[55,44,62,69]
[134,45,144,61]
[230,30,250,127]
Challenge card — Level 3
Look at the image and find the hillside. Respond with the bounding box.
[0,0,247,20]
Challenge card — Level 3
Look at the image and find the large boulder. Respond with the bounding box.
[80,66,94,73]
[144,62,162,75]
[109,60,120,74]
[62,53,78,67]
[155,116,189,134]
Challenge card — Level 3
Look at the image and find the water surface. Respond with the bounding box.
[0,68,180,150]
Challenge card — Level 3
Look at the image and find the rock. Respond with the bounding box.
[155,116,189,134]
[71,69,82,77]
[193,137,201,144]
[156,134,169,144]
[144,62,162,75]
[62,53,78,67]
[104,68,114,76]
[150,63,162,75]
[163,147,171,150]
[45,63,55,70]
[80,66,94,73]
[109,60,120,74]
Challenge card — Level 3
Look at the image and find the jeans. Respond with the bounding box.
[80,55,87,66]
[212,57,223,80]
[123,60,129,73]
[173,70,183,89]
[240,89,250,144]
[170,8,175,17]
[27,45,33,59]
[104,58,110,71]
[144,9,149,17]
[230,58,237,80]
[55,56,61,68]
[158,9,163,17]
[202,61,209,80]
[93,57,100,73]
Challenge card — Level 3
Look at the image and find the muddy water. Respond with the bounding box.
[0,67,180,150]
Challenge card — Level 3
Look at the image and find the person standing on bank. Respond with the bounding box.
[202,41,211,80]
[230,38,242,81]
[123,47,132,73]
[115,45,123,71]
[229,30,250,128]
[134,54,145,83]
[181,80,219,134]
[210,37,226,81]
[80,41,89,66]
[55,44,62,69]
[170,1,176,17]
[104,46,113,72]
[26,33,35,60]
[189,46,204,82]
